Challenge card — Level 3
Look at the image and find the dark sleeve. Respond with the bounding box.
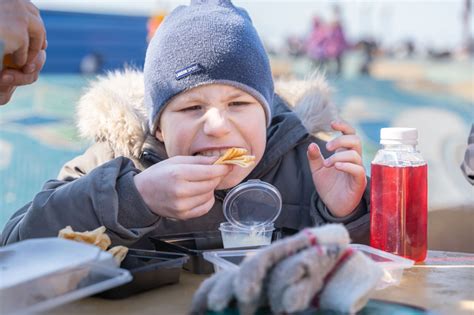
[1,157,161,246]
[310,184,371,244]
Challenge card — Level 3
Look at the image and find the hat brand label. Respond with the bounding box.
[175,63,204,80]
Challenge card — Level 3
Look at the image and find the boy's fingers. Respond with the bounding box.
[165,155,220,165]
[179,194,216,220]
[324,150,362,167]
[334,162,366,185]
[176,177,222,197]
[174,191,214,212]
[180,164,232,181]
[307,143,325,174]
[326,135,362,156]
[331,120,356,135]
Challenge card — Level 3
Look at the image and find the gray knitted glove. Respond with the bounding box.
[189,224,349,315]
[190,269,238,314]
[267,245,383,314]
[267,244,346,314]
[234,223,350,314]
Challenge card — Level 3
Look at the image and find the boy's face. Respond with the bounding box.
[156,84,267,189]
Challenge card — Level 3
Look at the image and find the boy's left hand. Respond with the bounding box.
[307,120,367,218]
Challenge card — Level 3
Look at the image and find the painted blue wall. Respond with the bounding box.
[41,10,148,73]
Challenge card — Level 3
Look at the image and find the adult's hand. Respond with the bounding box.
[0,0,47,66]
[0,49,46,105]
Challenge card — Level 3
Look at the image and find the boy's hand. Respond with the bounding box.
[133,156,233,220]
[307,120,367,218]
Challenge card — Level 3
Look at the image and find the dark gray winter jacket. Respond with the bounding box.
[1,70,370,246]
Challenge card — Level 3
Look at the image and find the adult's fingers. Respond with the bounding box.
[0,68,37,86]
[26,11,46,64]
[23,49,46,74]
[11,40,29,67]
[0,50,45,85]
[0,86,16,105]
[25,0,41,16]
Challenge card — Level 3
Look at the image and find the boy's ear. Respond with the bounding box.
[155,127,164,142]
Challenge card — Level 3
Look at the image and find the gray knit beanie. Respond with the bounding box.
[144,0,274,132]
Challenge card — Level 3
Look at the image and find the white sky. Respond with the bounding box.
[33,0,473,50]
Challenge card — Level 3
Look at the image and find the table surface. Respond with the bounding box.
[48,250,474,315]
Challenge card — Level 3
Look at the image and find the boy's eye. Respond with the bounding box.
[180,105,202,112]
[229,101,251,107]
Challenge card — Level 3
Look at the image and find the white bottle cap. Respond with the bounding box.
[380,127,418,145]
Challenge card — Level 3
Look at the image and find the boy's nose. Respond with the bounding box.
[203,108,231,137]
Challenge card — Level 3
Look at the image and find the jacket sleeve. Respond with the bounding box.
[310,185,371,244]
[1,154,161,246]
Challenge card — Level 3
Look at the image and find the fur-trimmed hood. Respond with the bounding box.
[76,69,338,159]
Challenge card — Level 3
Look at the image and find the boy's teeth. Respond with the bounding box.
[198,149,233,156]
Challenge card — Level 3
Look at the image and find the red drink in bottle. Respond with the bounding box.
[370,128,427,262]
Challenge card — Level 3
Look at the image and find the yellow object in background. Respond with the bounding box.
[3,54,22,70]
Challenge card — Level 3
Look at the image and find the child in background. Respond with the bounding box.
[1,0,369,247]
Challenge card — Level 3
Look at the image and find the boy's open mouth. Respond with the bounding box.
[192,147,246,157]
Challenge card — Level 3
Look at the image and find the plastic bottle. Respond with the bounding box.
[370,128,427,262]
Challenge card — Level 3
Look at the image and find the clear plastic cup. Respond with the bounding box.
[219,222,275,249]
[223,180,282,229]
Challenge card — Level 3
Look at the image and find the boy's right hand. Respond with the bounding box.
[133,156,232,220]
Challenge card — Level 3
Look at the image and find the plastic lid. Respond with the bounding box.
[0,238,132,315]
[380,127,418,145]
[223,179,282,228]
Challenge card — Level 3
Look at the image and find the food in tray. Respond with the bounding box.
[59,225,111,250]
[213,147,255,168]
[107,245,129,265]
[58,225,128,265]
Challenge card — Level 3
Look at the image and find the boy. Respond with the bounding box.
[1,0,369,246]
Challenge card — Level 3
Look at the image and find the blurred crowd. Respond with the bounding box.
[283,1,473,78]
